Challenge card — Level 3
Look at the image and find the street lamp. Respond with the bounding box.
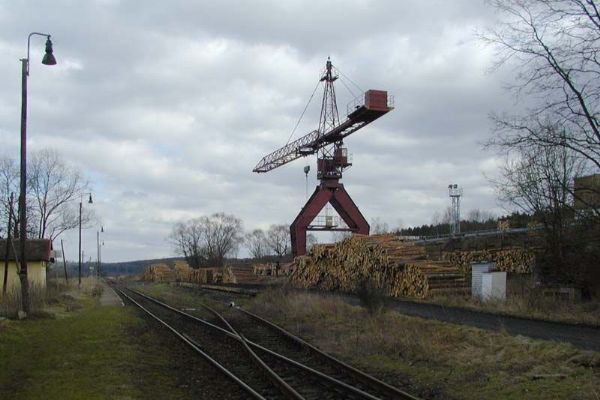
[79,193,93,288]
[97,226,104,278]
[18,32,57,313]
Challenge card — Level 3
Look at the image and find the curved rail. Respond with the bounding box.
[126,288,393,400]
[115,288,266,400]
[236,307,421,400]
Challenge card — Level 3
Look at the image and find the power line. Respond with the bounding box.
[285,80,321,146]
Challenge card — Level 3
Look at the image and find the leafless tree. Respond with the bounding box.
[28,149,92,240]
[370,217,390,234]
[0,150,92,241]
[332,230,352,242]
[466,209,496,223]
[201,212,243,267]
[493,142,587,278]
[306,233,318,251]
[483,0,600,171]
[169,220,205,269]
[0,157,19,238]
[266,224,290,259]
[244,229,268,260]
[170,213,243,268]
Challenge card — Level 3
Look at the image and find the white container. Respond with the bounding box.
[481,271,507,301]
[471,262,494,300]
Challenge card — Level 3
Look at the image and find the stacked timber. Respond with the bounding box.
[142,263,176,282]
[290,234,469,299]
[443,248,535,274]
[174,262,210,284]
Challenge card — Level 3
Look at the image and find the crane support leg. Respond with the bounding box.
[290,181,369,257]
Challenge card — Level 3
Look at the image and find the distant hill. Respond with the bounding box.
[100,257,184,276]
[45,253,296,280]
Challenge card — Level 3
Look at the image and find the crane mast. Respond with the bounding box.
[253,59,393,256]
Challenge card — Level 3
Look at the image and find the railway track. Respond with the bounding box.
[117,287,421,400]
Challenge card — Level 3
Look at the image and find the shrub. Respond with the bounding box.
[356,277,387,315]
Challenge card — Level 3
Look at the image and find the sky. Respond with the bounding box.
[0,0,519,262]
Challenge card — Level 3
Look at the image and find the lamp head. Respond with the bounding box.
[41,37,56,65]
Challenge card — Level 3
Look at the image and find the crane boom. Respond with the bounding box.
[253,90,393,173]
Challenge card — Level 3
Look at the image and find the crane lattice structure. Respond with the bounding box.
[448,184,462,236]
[253,59,394,256]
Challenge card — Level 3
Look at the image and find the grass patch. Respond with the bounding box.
[248,287,600,400]
[136,282,254,311]
[428,291,600,326]
[0,287,188,399]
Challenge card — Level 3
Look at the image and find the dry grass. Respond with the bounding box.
[429,291,600,326]
[249,287,600,400]
[0,277,103,319]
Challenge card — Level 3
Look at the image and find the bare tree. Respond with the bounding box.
[244,229,268,260]
[202,212,243,267]
[493,142,587,279]
[0,150,91,241]
[466,209,495,223]
[483,0,600,171]
[28,149,92,240]
[170,213,243,268]
[370,217,390,234]
[266,224,290,259]
[332,230,352,242]
[0,157,19,237]
[169,220,205,269]
[306,233,318,251]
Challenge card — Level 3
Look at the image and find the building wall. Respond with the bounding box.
[574,174,600,210]
[0,261,47,296]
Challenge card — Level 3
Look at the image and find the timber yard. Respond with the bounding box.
[2,1,600,400]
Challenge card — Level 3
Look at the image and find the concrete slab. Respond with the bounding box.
[99,280,124,306]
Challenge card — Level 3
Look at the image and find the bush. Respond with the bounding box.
[356,278,387,315]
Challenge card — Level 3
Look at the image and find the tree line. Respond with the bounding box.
[168,214,296,269]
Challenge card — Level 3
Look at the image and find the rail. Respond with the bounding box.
[115,288,266,400]
[124,288,415,399]
[236,307,421,400]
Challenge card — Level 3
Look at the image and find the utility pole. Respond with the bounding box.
[61,239,68,284]
[3,193,14,295]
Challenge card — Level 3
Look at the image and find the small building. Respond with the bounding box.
[0,239,53,296]
[574,173,600,211]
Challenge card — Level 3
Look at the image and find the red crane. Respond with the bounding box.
[253,59,393,256]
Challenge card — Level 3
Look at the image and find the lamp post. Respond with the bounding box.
[78,193,93,288]
[304,165,310,200]
[97,226,104,278]
[18,32,57,313]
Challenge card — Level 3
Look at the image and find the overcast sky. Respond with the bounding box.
[0,0,519,262]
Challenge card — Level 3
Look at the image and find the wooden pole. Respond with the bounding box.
[2,193,14,294]
[61,239,68,284]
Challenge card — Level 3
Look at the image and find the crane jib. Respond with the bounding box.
[253,90,393,173]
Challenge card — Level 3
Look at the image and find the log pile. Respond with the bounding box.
[290,234,469,299]
[253,262,295,276]
[174,262,210,284]
[443,248,535,274]
[141,263,177,282]
[142,261,236,284]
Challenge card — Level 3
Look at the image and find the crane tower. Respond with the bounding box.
[253,59,393,256]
